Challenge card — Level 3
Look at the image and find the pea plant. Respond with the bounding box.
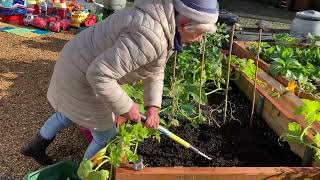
[160,24,228,127]
[281,99,320,165]
[77,123,160,180]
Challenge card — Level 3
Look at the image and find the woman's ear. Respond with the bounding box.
[177,16,190,32]
[177,26,183,32]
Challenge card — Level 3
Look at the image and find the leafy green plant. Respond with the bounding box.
[281,99,320,165]
[161,24,228,127]
[306,33,320,46]
[297,75,318,95]
[78,160,109,180]
[229,55,259,79]
[273,33,298,44]
[119,24,229,128]
[78,122,160,180]
[248,42,271,58]
[248,36,320,96]
[269,57,303,80]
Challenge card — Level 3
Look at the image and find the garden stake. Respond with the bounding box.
[140,114,212,160]
[223,25,236,124]
[171,51,177,116]
[249,28,262,126]
[199,34,206,116]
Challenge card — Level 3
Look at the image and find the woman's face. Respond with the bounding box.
[177,17,204,44]
[179,30,203,44]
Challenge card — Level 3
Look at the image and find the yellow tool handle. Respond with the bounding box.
[140,114,190,148]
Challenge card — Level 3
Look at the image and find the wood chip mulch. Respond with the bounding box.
[0,29,88,179]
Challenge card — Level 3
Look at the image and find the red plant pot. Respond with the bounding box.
[0,14,24,25]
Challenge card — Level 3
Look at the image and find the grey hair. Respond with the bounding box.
[176,14,217,34]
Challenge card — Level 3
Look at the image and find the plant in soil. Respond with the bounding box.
[137,83,302,167]
[77,122,160,180]
[248,34,320,99]
[78,26,303,175]
[281,99,320,165]
[135,31,302,167]
[161,24,228,127]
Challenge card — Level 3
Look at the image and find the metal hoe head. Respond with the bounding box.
[140,114,213,161]
[189,146,212,161]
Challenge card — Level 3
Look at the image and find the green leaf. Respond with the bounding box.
[77,160,94,179]
[84,170,109,180]
[273,33,297,44]
[304,62,316,75]
[138,104,145,114]
[180,103,197,116]
[180,83,207,105]
[132,123,148,141]
[109,143,123,167]
[147,128,162,142]
[286,59,302,69]
[281,48,294,59]
[170,118,180,127]
[285,70,298,80]
[314,133,320,147]
[295,99,320,125]
[288,122,302,136]
[125,149,138,163]
[121,83,144,106]
[285,122,302,144]
[163,87,171,96]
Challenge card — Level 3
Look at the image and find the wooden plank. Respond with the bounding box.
[115,65,320,180]
[233,71,308,157]
[232,41,320,135]
[116,167,320,180]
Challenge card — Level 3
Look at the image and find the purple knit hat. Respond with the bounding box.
[174,0,219,24]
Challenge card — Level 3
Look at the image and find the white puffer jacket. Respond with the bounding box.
[47,0,176,131]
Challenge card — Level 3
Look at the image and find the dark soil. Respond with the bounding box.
[138,83,302,167]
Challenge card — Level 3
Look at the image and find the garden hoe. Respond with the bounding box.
[249,20,273,126]
[140,114,212,161]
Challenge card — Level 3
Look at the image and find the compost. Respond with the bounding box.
[138,83,302,167]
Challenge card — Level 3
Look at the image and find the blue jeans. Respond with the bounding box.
[40,112,117,159]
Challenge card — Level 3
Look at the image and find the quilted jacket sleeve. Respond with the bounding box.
[143,66,165,108]
[86,26,164,115]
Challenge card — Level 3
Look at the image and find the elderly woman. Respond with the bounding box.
[21,0,219,165]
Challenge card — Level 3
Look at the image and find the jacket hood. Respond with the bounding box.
[134,0,176,49]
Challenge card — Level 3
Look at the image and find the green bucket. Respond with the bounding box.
[23,160,80,180]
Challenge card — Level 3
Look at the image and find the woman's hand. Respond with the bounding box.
[145,106,160,129]
[121,103,141,122]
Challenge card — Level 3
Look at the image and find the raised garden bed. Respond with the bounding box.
[232,40,320,101]
[116,70,320,179]
[232,40,320,150]
[136,83,301,167]
[116,167,320,180]
[77,27,320,180]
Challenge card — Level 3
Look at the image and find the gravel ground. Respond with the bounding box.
[239,17,290,29]
[0,29,87,179]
